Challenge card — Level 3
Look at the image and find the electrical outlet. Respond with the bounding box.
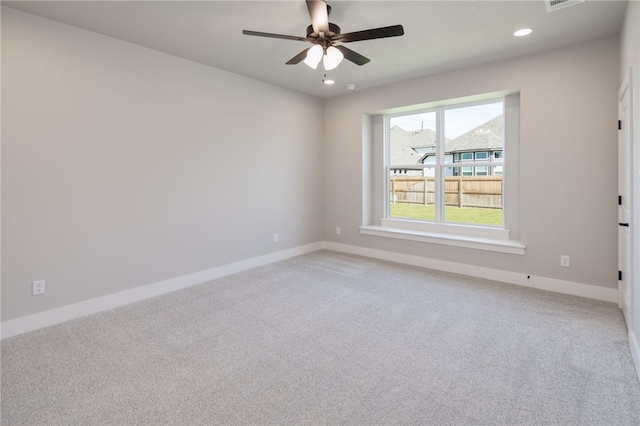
[560,255,570,267]
[273,234,279,243]
[336,227,341,235]
[32,280,45,296]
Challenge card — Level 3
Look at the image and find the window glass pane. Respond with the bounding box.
[444,102,504,168]
[494,150,503,159]
[476,166,488,176]
[422,155,436,164]
[443,167,503,226]
[389,168,435,221]
[389,112,437,167]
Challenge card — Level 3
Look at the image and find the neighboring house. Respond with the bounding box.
[389,126,438,175]
[391,115,504,177]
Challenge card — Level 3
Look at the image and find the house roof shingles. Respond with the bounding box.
[389,126,436,166]
[444,115,503,153]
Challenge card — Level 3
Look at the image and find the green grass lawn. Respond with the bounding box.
[390,203,503,226]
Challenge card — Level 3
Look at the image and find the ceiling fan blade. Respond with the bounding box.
[333,45,370,66]
[286,48,312,65]
[336,25,405,43]
[243,30,308,42]
[306,0,329,35]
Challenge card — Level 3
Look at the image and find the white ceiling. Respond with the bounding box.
[2,0,628,98]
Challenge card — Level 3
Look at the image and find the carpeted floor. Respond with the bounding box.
[2,250,639,425]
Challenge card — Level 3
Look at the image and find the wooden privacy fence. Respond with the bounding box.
[390,176,503,209]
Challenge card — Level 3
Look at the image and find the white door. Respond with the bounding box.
[619,77,632,324]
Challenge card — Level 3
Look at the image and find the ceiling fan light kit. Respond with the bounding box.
[243,0,404,83]
[323,46,344,70]
[304,44,323,69]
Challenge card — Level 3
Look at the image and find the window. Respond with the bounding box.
[460,152,474,161]
[387,100,504,227]
[361,91,523,255]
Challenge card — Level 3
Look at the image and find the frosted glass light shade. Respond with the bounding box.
[323,46,344,71]
[304,45,323,69]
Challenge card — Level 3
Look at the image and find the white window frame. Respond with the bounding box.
[361,91,524,255]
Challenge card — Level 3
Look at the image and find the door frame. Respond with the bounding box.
[619,73,632,322]
[619,69,640,382]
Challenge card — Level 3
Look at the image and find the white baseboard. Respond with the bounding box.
[0,242,323,340]
[322,241,619,304]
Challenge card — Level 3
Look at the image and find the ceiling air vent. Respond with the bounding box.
[545,0,585,12]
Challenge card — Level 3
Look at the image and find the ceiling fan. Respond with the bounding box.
[242,0,404,73]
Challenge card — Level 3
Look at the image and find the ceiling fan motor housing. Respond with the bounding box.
[306,22,341,40]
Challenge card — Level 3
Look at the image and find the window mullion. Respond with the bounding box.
[435,108,445,223]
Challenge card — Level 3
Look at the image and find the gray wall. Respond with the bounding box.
[621,0,639,86]
[323,37,620,289]
[1,8,324,322]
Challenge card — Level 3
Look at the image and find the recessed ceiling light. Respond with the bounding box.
[514,28,533,37]
[323,79,335,85]
[346,84,356,91]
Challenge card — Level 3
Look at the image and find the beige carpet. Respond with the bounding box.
[2,250,639,425]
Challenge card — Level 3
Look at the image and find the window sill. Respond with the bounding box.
[359,225,525,255]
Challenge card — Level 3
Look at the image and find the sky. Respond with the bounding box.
[390,101,503,139]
